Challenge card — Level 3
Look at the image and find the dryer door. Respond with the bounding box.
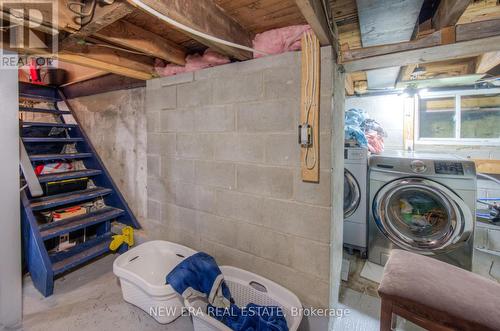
[344,169,361,218]
[372,177,473,255]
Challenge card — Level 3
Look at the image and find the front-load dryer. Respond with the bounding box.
[368,153,476,270]
[344,146,368,257]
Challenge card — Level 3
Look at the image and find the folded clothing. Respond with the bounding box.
[166,252,289,331]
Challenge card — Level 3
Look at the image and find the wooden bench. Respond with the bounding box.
[378,250,500,331]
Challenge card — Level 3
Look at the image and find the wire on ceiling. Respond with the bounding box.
[128,0,268,56]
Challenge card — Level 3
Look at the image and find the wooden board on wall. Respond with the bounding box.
[473,159,500,175]
[300,32,320,182]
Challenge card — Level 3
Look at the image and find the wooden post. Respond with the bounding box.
[300,32,321,182]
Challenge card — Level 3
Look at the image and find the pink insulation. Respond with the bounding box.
[155,24,312,77]
[155,49,230,77]
[252,24,311,58]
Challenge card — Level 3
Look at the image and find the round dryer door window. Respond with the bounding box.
[344,169,361,218]
[373,177,473,254]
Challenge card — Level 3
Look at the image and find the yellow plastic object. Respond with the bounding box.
[109,226,134,251]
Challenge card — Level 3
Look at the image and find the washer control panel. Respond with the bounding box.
[434,161,464,175]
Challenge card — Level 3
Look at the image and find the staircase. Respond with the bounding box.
[19,82,140,297]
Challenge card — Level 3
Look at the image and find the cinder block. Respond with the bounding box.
[177,79,212,108]
[194,51,299,81]
[194,105,235,132]
[147,111,160,132]
[320,96,332,133]
[264,134,300,167]
[263,66,300,100]
[147,133,176,156]
[161,157,195,183]
[147,199,161,222]
[160,109,195,132]
[147,154,161,177]
[213,72,263,104]
[146,85,176,111]
[293,169,332,207]
[172,205,200,235]
[215,190,264,224]
[237,100,297,132]
[320,133,331,169]
[175,182,216,213]
[160,72,194,86]
[176,133,214,159]
[211,241,257,272]
[291,237,330,280]
[146,78,161,90]
[199,215,238,248]
[236,222,292,266]
[213,133,265,163]
[237,164,293,199]
[250,252,330,308]
[261,199,331,243]
[195,160,235,189]
[147,177,175,204]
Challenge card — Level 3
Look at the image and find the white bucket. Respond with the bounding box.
[113,240,197,324]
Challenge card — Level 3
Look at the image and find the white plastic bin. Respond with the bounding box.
[113,240,197,324]
[186,266,303,331]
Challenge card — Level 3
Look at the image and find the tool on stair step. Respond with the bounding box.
[43,177,88,195]
[109,226,134,253]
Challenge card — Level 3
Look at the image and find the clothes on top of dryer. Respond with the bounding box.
[345,109,386,154]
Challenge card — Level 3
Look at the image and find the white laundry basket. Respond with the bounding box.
[113,240,197,324]
[186,266,303,331]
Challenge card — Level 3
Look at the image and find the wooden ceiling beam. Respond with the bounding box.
[294,0,335,46]
[94,20,187,65]
[126,0,253,60]
[432,0,472,30]
[71,1,134,38]
[59,43,155,80]
[342,19,500,72]
[476,51,500,74]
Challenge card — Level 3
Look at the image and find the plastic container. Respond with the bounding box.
[186,266,303,331]
[113,240,197,324]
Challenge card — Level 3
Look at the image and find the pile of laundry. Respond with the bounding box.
[166,252,289,331]
[345,108,387,154]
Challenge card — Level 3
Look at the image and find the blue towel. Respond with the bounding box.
[166,252,231,308]
[166,252,289,331]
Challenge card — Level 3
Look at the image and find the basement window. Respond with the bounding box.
[416,89,500,145]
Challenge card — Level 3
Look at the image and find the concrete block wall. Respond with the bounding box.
[146,48,334,308]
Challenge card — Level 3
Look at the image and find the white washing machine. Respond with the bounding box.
[344,146,368,256]
[369,153,476,270]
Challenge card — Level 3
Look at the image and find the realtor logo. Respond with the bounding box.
[0,0,58,69]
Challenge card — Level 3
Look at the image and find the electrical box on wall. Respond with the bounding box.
[299,32,320,183]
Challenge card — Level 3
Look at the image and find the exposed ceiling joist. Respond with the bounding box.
[70,1,134,38]
[345,73,354,95]
[94,20,187,65]
[59,44,155,80]
[126,0,253,60]
[342,19,500,72]
[432,0,472,29]
[356,0,423,89]
[60,1,135,50]
[294,0,335,46]
[476,51,500,74]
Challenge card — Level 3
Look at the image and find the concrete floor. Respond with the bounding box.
[21,248,499,331]
[21,254,194,331]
